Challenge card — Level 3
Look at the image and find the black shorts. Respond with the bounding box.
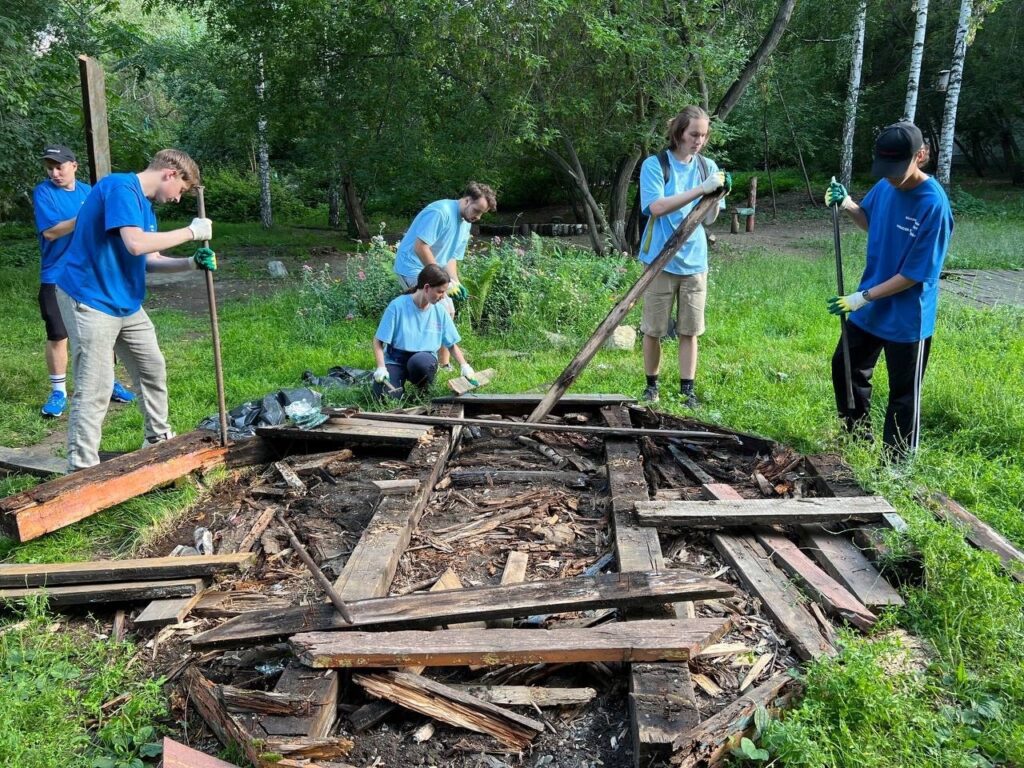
[38,283,68,341]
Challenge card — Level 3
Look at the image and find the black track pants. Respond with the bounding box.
[831,321,932,456]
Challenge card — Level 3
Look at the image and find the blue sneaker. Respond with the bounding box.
[41,390,67,418]
[111,381,136,403]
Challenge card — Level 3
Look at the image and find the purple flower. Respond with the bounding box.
[357,270,366,280]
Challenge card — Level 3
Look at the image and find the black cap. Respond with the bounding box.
[41,145,77,164]
[871,122,924,178]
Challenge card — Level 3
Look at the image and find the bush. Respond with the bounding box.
[194,166,309,223]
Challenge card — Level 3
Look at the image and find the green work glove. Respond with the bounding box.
[825,176,852,209]
[447,281,469,301]
[827,291,869,316]
[723,171,733,195]
[193,246,217,271]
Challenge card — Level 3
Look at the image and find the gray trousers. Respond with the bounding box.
[56,288,171,471]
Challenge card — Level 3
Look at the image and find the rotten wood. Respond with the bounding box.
[517,436,569,468]
[257,418,430,447]
[183,666,263,767]
[447,367,496,395]
[353,670,544,750]
[630,662,701,766]
[801,525,905,610]
[134,590,207,628]
[923,491,1024,582]
[233,506,278,555]
[191,569,736,648]
[258,665,338,737]
[293,618,732,668]
[453,685,596,707]
[221,684,315,717]
[635,496,895,527]
[371,478,421,495]
[491,551,529,628]
[286,448,354,474]
[274,462,307,493]
[0,577,205,607]
[449,469,591,488]
[0,433,271,542]
[275,512,353,623]
[0,552,252,589]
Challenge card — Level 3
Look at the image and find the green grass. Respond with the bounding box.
[0,211,1023,766]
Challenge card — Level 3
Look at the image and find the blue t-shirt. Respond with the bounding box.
[56,173,157,318]
[394,199,471,280]
[375,294,461,363]
[850,176,953,343]
[638,152,723,275]
[32,179,92,283]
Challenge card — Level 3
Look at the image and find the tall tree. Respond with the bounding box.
[840,0,868,187]
[936,0,974,186]
[903,0,930,122]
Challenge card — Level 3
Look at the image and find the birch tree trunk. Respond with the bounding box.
[840,0,868,188]
[903,0,930,122]
[936,0,974,187]
[256,53,273,229]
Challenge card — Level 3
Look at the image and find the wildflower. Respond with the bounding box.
[514,248,525,257]
[302,263,312,272]
[358,270,366,280]
[346,312,355,320]
[492,236,502,246]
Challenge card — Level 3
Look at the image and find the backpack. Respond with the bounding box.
[638,150,710,256]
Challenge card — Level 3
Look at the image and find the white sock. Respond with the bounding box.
[49,375,67,395]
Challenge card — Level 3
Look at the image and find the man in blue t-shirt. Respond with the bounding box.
[393,182,496,367]
[54,149,217,471]
[825,121,954,458]
[32,145,137,417]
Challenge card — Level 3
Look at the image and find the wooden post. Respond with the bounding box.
[730,211,740,234]
[526,189,725,425]
[746,177,757,232]
[77,55,111,183]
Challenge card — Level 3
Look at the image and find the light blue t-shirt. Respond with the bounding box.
[32,179,92,283]
[638,152,722,275]
[56,173,157,318]
[375,294,461,362]
[394,199,471,280]
[850,176,953,343]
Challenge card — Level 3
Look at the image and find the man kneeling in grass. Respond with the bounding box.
[372,264,474,400]
[54,149,217,471]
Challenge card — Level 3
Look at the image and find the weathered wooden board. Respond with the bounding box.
[259,665,338,738]
[452,685,596,707]
[0,553,252,589]
[293,618,731,668]
[0,433,271,542]
[754,531,877,631]
[636,496,896,527]
[801,525,905,609]
[490,552,529,628]
[431,393,636,415]
[371,478,421,495]
[134,589,207,628]
[163,736,241,768]
[711,533,835,661]
[630,662,701,766]
[0,446,66,478]
[191,569,736,648]
[447,368,496,395]
[0,577,205,607]
[450,469,591,487]
[257,418,429,447]
[925,491,1024,582]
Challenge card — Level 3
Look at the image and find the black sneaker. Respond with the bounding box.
[681,389,700,409]
[641,385,660,403]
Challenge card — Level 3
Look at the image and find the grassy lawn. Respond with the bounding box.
[0,198,1022,766]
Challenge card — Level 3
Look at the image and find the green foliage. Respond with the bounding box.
[195,167,309,223]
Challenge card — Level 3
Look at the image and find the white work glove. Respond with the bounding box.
[460,363,475,380]
[188,217,213,241]
[699,171,726,196]
[373,366,389,384]
[827,291,870,315]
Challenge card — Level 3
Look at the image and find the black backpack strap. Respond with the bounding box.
[657,149,670,184]
[696,153,709,182]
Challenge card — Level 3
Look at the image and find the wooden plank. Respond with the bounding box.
[0,446,66,477]
[453,685,596,707]
[711,533,834,661]
[630,663,701,766]
[259,665,338,738]
[491,552,529,628]
[924,491,1024,582]
[0,433,270,542]
[801,525,905,609]
[0,553,252,589]
[754,531,877,631]
[450,469,591,488]
[78,55,111,183]
[163,736,240,768]
[190,569,736,648]
[355,671,543,750]
[371,478,421,495]
[526,190,725,424]
[234,506,278,555]
[334,410,740,444]
[274,462,306,493]
[293,618,732,668]
[670,672,796,767]
[447,368,496,395]
[636,496,895,527]
[0,577,204,607]
[431,393,636,413]
[257,418,429,447]
[134,589,207,628]
[667,444,714,485]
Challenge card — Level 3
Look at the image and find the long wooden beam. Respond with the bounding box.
[190,569,736,648]
[331,410,740,443]
[0,552,252,589]
[0,433,271,542]
[923,491,1024,582]
[0,578,204,607]
[635,496,895,527]
[526,189,725,424]
[292,618,732,668]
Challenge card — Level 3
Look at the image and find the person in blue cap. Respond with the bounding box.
[824,121,954,458]
[393,182,496,369]
[32,145,135,417]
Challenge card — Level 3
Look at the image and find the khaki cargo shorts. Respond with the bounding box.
[640,270,707,338]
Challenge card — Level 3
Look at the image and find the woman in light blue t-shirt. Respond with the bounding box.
[372,264,475,400]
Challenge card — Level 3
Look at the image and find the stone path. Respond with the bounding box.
[940,269,1024,310]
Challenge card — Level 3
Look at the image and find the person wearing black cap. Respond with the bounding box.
[32,145,136,418]
[823,121,954,458]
